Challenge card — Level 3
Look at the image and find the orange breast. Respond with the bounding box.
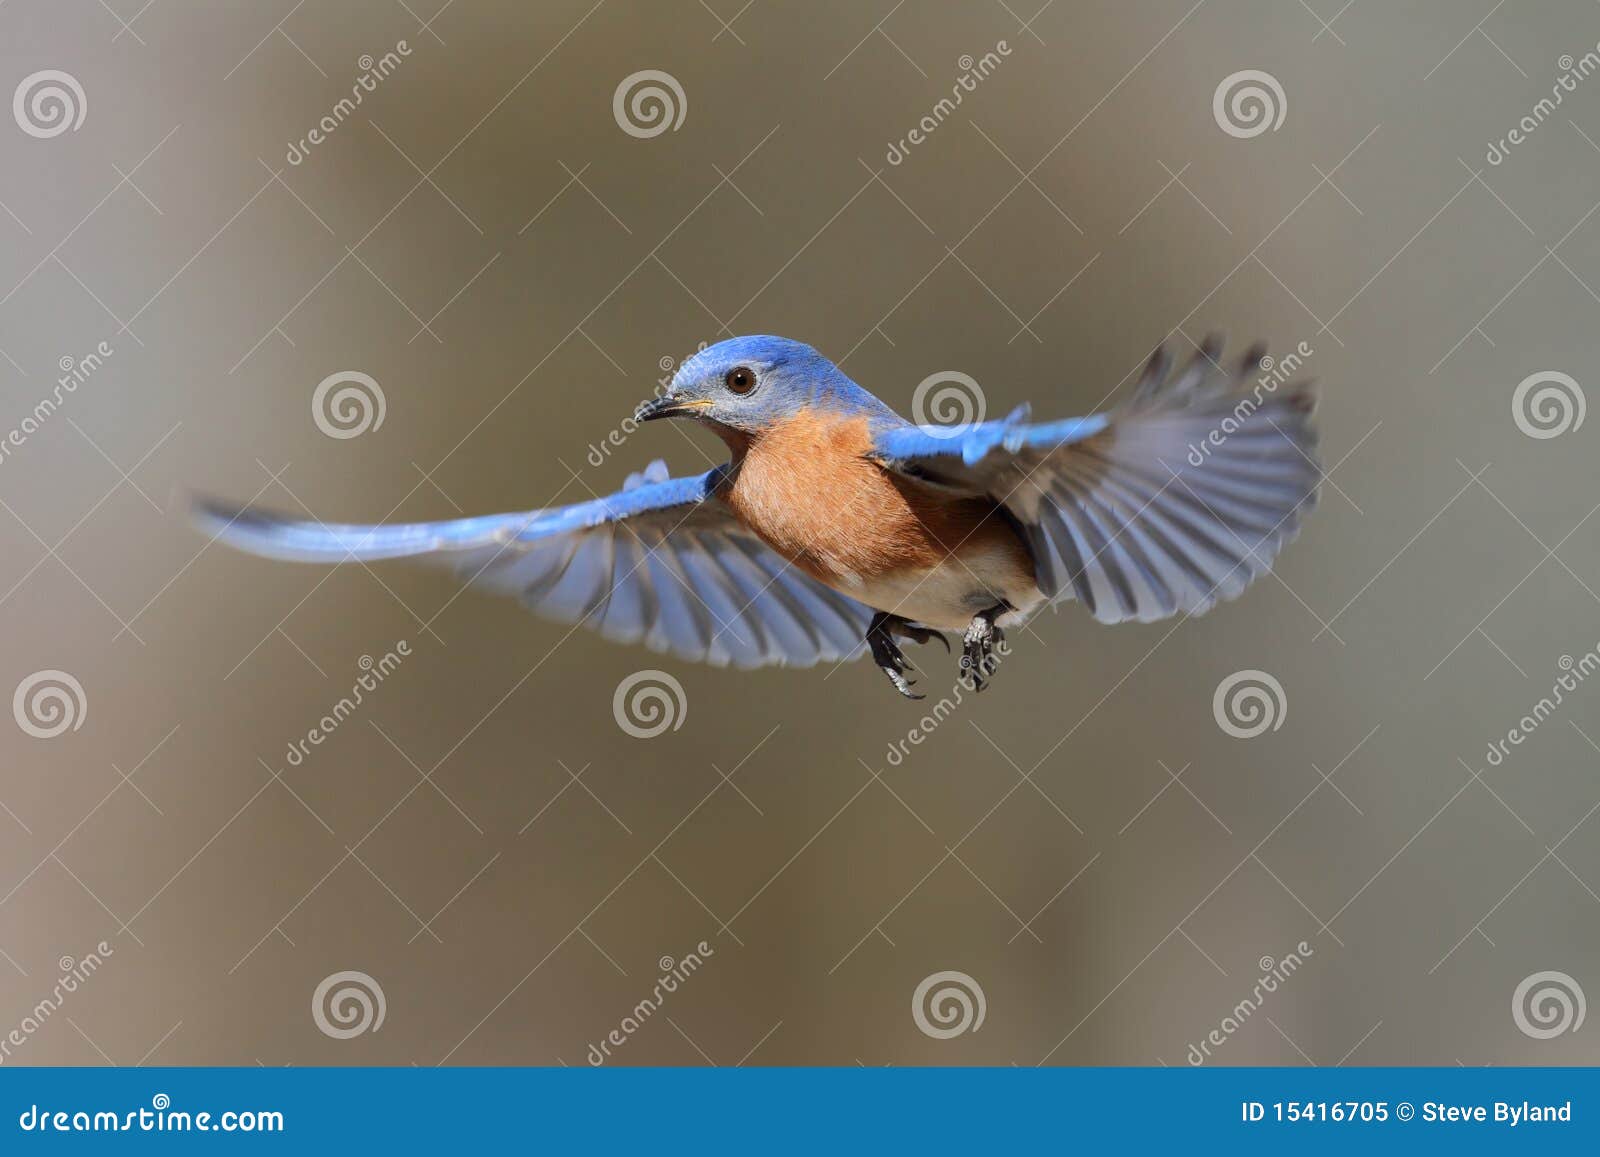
[717,410,1031,591]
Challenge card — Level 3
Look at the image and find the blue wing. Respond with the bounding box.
[189,460,872,668]
[871,338,1320,623]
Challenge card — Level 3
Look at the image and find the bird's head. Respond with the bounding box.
[635,335,889,442]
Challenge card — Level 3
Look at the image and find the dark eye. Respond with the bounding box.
[724,366,756,395]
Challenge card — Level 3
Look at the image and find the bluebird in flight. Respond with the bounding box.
[192,335,1319,698]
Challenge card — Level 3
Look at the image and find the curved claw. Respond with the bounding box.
[960,607,1007,693]
[883,665,924,699]
[868,611,934,700]
[894,623,951,653]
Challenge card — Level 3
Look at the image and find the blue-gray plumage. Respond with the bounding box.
[191,334,1319,698]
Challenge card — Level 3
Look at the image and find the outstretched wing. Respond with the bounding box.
[189,460,872,668]
[871,337,1320,623]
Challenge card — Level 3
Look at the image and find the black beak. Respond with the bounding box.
[634,396,706,422]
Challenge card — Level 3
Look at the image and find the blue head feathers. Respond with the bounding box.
[638,335,899,434]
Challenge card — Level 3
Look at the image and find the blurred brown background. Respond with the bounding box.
[1,0,1598,1066]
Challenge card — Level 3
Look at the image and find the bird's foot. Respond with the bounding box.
[866,612,943,700]
[960,607,1007,692]
[892,621,950,653]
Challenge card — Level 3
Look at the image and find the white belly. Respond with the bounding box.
[835,543,1045,631]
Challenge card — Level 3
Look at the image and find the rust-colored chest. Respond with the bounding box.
[715,412,1023,589]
